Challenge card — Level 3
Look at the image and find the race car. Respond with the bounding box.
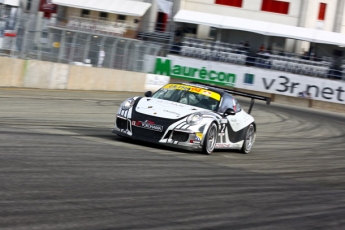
[112,82,270,154]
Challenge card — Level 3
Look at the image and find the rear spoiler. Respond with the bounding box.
[189,82,271,114]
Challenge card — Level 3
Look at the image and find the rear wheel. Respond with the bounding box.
[202,123,218,155]
[241,124,255,154]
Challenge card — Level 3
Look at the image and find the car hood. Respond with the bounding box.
[135,97,206,119]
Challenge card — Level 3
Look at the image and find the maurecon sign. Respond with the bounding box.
[145,55,236,87]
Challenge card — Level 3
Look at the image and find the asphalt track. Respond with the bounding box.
[0,88,345,230]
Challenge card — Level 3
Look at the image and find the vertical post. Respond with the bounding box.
[97,36,106,67]
[133,42,140,72]
[20,20,30,58]
[83,34,92,63]
[10,17,21,57]
[145,44,152,55]
[333,0,345,33]
[47,29,54,47]
[34,12,43,47]
[216,29,222,42]
[294,0,309,53]
[167,0,175,33]
[248,98,255,114]
[100,36,106,48]
[37,19,44,61]
[58,30,66,63]
[166,21,174,56]
[142,44,152,73]
[263,35,268,50]
[122,40,132,70]
[167,1,175,56]
[68,32,78,63]
[153,44,160,57]
[109,38,120,69]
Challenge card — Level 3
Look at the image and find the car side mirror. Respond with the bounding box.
[144,91,152,97]
[224,108,236,116]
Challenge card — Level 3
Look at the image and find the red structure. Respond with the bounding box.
[261,0,290,15]
[318,3,327,21]
[39,0,57,18]
[215,0,243,8]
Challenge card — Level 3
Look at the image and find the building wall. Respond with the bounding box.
[64,7,139,24]
[182,0,301,26]
[141,0,158,32]
[303,0,337,31]
[294,0,337,54]
[179,0,344,33]
[340,1,345,33]
[180,0,305,44]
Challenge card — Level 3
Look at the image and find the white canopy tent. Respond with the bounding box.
[52,0,152,17]
[174,10,345,47]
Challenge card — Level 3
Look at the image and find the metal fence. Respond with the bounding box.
[1,15,345,81]
[0,16,165,73]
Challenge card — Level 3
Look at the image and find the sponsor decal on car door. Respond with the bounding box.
[225,110,250,143]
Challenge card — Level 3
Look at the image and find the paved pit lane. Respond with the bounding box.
[0,88,345,230]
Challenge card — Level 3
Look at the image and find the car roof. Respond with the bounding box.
[176,82,231,98]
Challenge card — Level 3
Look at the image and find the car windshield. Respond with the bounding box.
[152,84,221,111]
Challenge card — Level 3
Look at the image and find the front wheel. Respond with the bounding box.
[202,123,218,155]
[241,124,256,154]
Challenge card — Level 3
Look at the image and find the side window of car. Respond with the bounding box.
[218,95,233,114]
[234,99,242,112]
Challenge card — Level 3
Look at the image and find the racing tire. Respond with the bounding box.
[202,123,218,155]
[241,123,256,154]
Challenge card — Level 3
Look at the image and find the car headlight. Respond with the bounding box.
[121,98,135,110]
[187,113,203,126]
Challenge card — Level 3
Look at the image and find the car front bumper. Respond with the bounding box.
[111,128,203,152]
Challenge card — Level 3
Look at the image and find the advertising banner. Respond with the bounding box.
[145,55,236,87]
[145,55,345,105]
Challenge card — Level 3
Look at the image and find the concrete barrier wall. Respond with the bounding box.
[67,66,147,92]
[1,57,345,114]
[273,94,311,108]
[23,60,69,90]
[0,57,25,87]
[312,100,345,113]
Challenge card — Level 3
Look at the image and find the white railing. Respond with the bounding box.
[177,37,340,78]
[50,16,140,37]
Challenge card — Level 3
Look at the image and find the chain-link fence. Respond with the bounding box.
[0,16,166,73]
[1,14,345,81]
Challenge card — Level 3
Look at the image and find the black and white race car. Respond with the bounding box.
[112,82,270,154]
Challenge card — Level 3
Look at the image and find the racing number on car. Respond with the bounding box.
[220,124,226,133]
